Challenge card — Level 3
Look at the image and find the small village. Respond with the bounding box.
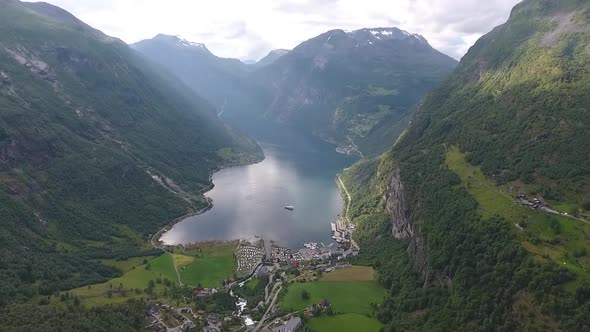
[235,239,266,277]
[516,193,589,222]
[144,219,360,332]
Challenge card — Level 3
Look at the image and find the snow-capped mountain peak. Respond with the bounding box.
[150,34,209,51]
[175,35,206,49]
[345,27,429,46]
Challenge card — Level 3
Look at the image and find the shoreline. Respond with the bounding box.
[150,199,214,249]
[335,174,351,223]
[150,135,355,251]
[335,171,361,252]
[151,154,266,249]
[319,134,364,159]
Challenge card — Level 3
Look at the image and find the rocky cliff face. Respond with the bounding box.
[383,166,451,287]
[384,166,412,239]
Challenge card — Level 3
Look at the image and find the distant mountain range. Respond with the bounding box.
[132,34,256,111]
[253,49,290,68]
[134,27,457,156]
[251,27,458,155]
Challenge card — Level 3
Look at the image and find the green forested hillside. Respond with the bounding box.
[0,0,260,324]
[343,0,590,330]
[252,28,458,156]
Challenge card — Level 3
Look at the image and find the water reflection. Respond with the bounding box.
[160,129,356,248]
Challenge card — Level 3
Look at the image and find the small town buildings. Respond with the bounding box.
[180,320,195,332]
[146,303,160,315]
[270,317,302,332]
[207,314,219,326]
[194,287,218,297]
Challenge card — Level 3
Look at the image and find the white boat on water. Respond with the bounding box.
[284,205,295,210]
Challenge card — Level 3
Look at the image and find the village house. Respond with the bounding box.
[269,317,302,332]
[207,314,219,326]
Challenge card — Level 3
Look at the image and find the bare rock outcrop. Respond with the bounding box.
[540,11,587,48]
[384,166,413,239]
[383,165,452,288]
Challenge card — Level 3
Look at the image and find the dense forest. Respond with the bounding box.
[344,0,590,330]
[1,300,147,332]
[0,0,261,328]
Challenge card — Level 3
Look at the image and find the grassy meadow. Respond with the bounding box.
[308,313,382,332]
[446,146,590,283]
[320,266,376,281]
[177,243,235,287]
[71,253,177,306]
[67,242,237,306]
[281,266,385,316]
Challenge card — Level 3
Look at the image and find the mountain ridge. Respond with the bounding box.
[0,0,261,312]
[131,33,261,114]
[253,48,290,68]
[249,26,457,156]
[133,26,457,156]
[344,0,590,330]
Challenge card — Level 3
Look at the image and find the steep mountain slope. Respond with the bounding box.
[252,28,458,155]
[132,34,266,113]
[344,0,590,330]
[0,0,260,308]
[253,49,290,68]
[134,28,458,157]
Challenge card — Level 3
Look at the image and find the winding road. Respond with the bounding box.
[345,135,365,159]
[337,174,361,251]
[169,252,183,286]
[254,283,283,332]
[338,174,352,223]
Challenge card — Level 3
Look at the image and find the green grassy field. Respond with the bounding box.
[280,281,386,314]
[308,313,383,332]
[172,253,195,269]
[71,253,177,306]
[178,244,235,287]
[446,146,590,281]
[70,242,238,305]
[321,266,376,282]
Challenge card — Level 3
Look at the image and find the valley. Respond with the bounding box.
[133,27,457,158]
[1,0,590,331]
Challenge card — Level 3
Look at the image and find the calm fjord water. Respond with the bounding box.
[160,126,357,248]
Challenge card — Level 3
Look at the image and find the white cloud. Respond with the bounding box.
[26,0,522,60]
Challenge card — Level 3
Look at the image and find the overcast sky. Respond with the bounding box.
[30,0,522,61]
